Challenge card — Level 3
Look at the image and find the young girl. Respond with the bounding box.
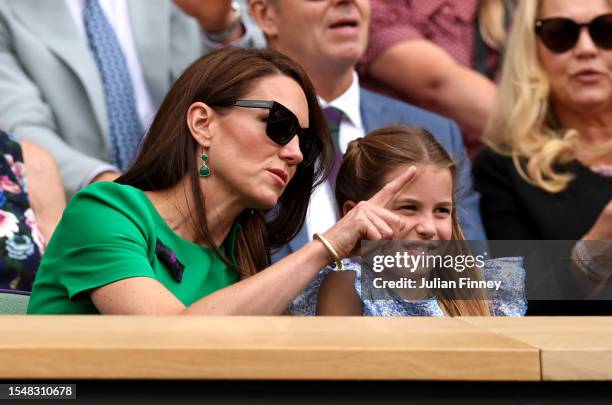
[292,125,526,316]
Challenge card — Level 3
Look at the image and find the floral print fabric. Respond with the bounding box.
[0,131,44,292]
[291,257,527,317]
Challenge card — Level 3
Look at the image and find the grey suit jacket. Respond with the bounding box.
[0,0,258,194]
[272,88,487,262]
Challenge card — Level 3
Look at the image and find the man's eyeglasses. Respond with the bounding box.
[535,13,612,54]
[213,100,322,166]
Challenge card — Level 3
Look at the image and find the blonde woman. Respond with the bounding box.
[474,0,612,314]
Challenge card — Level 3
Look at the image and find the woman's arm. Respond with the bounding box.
[316,271,362,315]
[91,240,331,315]
[89,207,393,315]
[369,40,496,134]
[21,141,66,242]
[91,168,419,315]
[571,201,612,297]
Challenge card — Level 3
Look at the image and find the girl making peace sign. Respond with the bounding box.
[293,126,526,317]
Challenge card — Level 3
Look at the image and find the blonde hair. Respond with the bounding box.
[479,0,509,51]
[336,126,491,316]
[483,0,612,193]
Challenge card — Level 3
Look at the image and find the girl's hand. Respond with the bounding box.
[321,166,417,259]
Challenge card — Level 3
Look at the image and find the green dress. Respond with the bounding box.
[27,182,240,314]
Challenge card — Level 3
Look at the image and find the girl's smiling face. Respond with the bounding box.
[383,164,454,241]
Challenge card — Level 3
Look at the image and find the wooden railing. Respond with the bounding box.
[1,316,610,381]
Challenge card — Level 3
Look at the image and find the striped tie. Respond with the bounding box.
[323,106,344,187]
[83,0,143,170]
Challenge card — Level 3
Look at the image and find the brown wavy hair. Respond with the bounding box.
[117,48,334,279]
[335,125,490,316]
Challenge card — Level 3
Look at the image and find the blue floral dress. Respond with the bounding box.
[0,132,45,293]
[291,257,527,316]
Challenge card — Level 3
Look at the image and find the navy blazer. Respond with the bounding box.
[272,88,486,262]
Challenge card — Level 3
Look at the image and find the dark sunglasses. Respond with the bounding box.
[535,13,612,53]
[214,99,322,166]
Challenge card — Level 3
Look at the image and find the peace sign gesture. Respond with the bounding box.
[319,166,418,260]
[367,166,418,209]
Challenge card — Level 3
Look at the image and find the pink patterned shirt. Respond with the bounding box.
[359,0,502,157]
[361,0,481,71]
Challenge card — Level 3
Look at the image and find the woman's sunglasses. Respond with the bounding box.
[535,13,612,54]
[214,99,322,166]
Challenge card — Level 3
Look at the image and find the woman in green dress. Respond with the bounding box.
[28,48,414,315]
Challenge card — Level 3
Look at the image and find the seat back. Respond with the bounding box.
[0,290,30,314]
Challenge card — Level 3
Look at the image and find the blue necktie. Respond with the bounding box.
[83,0,143,170]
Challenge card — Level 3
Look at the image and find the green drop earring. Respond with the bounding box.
[199,152,211,177]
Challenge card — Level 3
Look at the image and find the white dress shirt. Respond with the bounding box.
[306,72,366,239]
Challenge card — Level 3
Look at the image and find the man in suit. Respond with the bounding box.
[0,0,260,195]
[249,0,486,261]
